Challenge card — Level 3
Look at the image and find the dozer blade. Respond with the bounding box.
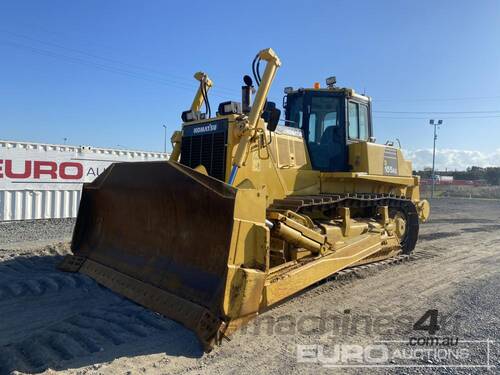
[65,161,238,349]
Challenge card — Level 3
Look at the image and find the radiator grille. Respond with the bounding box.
[180,121,228,181]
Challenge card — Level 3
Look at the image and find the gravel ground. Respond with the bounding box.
[0,219,75,251]
[0,198,498,374]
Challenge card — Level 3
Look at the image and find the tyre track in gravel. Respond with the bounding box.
[0,245,201,374]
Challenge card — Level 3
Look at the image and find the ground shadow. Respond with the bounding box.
[428,218,496,224]
[460,224,500,233]
[418,232,459,241]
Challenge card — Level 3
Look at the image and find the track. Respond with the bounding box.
[270,193,417,214]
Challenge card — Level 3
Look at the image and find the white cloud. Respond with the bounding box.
[403,148,500,171]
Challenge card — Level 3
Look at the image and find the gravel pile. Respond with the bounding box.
[0,218,75,246]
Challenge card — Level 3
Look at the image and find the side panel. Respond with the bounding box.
[348,142,413,177]
[229,123,321,202]
[320,172,417,197]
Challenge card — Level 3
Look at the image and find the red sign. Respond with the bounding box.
[0,160,84,180]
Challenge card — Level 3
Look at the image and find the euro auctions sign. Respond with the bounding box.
[0,140,167,190]
[0,160,85,181]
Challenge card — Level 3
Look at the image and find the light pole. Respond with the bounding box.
[429,119,443,198]
[163,125,167,153]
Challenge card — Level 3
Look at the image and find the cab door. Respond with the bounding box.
[302,92,348,172]
[346,99,372,143]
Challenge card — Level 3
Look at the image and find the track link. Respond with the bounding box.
[270,193,414,214]
[325,253,412,283]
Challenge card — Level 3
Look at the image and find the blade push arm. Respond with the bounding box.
[229,48,281,183]
[169,72,213,162]
[191,71,213,112]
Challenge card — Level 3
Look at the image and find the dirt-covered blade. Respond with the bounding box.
[70,161,237,348]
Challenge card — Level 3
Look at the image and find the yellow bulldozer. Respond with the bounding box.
[59,48,430,350]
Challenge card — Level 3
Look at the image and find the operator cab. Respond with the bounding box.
[284,77,373,172]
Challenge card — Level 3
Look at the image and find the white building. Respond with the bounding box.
[0,140,168,221]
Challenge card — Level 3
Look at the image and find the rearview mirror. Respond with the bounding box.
[262,102,281,132]
[266,108,281,132]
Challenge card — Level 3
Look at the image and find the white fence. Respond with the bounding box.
[0,140,168,221]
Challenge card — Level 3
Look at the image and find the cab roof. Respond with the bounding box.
[287,87,371,103]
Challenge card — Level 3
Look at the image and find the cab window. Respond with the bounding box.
[309,96,341,144]
[348,101,369,141]
[284,92,349,172]
[359,104,369,140]
[286,95,303,128]
[308,113,317,142]
[348,102,359,139]
[306,96,342,170]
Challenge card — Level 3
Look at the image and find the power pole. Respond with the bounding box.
[429,119,443,198]
[163,125,167,153]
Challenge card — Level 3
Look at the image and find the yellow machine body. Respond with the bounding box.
[59,48,429,350]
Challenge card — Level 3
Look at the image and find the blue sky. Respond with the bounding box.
[1,1,499,169]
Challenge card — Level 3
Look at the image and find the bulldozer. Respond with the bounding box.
[59,48,430,351]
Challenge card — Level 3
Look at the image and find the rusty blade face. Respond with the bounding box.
[72,161,236,320]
